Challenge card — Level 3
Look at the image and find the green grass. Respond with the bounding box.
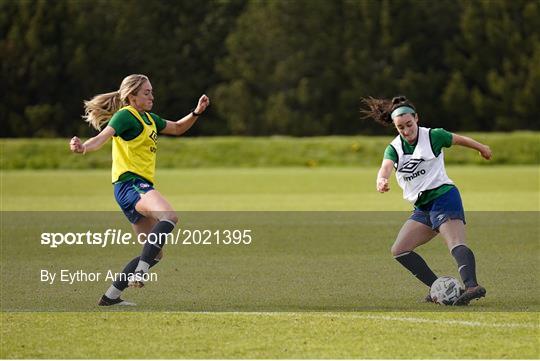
[1,132,539,170]
[2,166,539,211]
[1,166,539,358]
[1,211,538,312]
[3,312,538,358]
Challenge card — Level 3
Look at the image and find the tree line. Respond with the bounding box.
[1,0,538,137]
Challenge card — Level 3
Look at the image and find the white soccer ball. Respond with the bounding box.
[430,276,464,305]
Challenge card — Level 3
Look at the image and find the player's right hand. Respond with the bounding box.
[376,177,390,193]
[70,136,84,153]
[479,144,492,160]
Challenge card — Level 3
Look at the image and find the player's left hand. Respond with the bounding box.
[194,94,210,114]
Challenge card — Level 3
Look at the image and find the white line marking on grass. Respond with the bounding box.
[341,314,539,329]
[179,311,539,330]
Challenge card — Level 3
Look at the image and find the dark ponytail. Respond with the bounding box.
[361,95,416,126]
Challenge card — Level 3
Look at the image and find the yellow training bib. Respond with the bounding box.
[111,106,158,184]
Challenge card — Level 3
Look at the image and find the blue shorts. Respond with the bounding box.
[114,178,154,224]
[410,187,466,231]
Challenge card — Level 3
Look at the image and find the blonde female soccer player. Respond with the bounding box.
[70,74,209,306]
[362,95,491,305]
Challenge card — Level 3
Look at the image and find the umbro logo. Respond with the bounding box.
[149,130,157,143]
[398,158,424,174]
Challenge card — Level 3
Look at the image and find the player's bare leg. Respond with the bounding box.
[392,220,439,302]
[128,190,177,288]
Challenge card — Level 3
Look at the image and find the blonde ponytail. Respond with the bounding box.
[82,74,150,130]
[83,91,122,130]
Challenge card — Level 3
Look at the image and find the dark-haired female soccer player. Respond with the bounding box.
[70,74,210,306]
[362,95,491,305]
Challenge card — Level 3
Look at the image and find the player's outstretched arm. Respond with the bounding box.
[161,94,210,136]
[376,159,394,193]
[452,133,492,160]
[70,126,115,154]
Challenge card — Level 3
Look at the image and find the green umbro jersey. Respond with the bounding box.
[384,128,453,161]
[108,109,167,184]
[108,109,167,141]
[383,128,455,207]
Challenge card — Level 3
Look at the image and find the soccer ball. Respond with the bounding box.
[430,276,464,305]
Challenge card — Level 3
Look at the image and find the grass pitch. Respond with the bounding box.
[1,166,539,358]
[2,165,538,211]
[3,312,537,359]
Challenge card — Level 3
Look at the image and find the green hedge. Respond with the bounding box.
[1,132,538,169]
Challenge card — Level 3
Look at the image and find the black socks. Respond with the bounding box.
[108,219,176,296]
[140,220,176,265]
[394,251,438,287]
[113,256,159,291]
[451,244,478,288]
